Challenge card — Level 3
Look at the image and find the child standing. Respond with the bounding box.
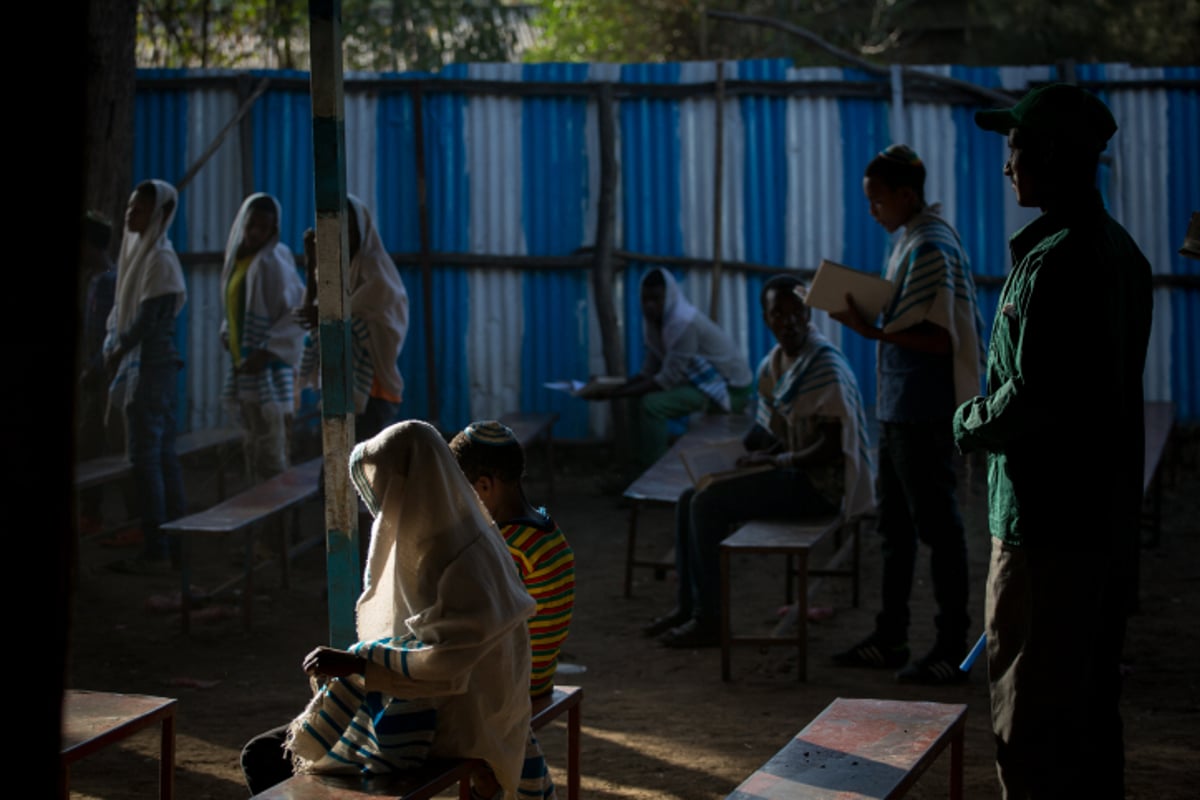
[220,193,305,481]
[104,179,188,572]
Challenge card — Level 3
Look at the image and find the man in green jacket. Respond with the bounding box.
[955,84,1152,799]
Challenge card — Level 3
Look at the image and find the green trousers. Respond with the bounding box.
[633,383,752,469]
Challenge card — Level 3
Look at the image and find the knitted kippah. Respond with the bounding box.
[463,420,518,446]
[879,143,923,166]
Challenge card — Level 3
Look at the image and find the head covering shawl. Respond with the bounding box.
[219,193,306,410]
[105,179,187,409]
[641,267,697,358]
[347,195,409,403]
[288,421,535,798]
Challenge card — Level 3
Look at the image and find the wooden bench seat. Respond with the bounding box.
[726,698,966,799]
[719,515,858,682]
[162,457,323,632]
[252,685,582,800]
[61,689,178,800]
[74,425,242,498]
[621,414,750,597]
[498,412,560,501]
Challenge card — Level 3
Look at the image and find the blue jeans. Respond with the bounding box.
[127,364,187,561]
[674,468,837,628]
[875,420,969,650]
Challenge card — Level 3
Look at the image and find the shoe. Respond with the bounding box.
[896,648,969,685]
[658,619,720,649]
[642,609,690,637]
[832,633,910,669]
[108,556,173,576]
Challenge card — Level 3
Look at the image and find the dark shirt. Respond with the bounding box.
[83,266,116,372]
[119,294,181,368]
[877,337,955,424]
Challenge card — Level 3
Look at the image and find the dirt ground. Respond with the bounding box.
[65,429,1200,799]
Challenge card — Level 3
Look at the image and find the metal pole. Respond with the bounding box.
[709,60,726,320]
[308,0,359,648]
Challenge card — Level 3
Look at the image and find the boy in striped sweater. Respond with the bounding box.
[450,421,575,700]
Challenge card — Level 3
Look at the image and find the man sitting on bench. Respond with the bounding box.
[240,422,544,799]
[644,275,876,648]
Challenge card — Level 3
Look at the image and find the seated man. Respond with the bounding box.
[644,275,876,648]
[605,268,753,469]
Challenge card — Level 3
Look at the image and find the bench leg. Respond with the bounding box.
[949,726,963,800]
[277,515,290,591]
[567,701,581,800]
[179,537,192,635]
[243,529,255,631]
[624,502,640,598]
[160,711,176,800]
[721,547,732,682]
[796,552,808,683]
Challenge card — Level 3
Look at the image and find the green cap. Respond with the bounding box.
[974,83,1117,151]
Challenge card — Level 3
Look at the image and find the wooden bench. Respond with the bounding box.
[499,412,560,502]
[725,698,966,799]
[720,515,859,682]
[61,689,178,800]
[252,685,583,800]
[74,425,243,500]
[162,457,323,633]
[621,414,750,597]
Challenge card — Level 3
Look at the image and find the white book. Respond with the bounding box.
[805,259,895,320]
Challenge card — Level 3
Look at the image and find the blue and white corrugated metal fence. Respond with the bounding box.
[131,61,1200,437]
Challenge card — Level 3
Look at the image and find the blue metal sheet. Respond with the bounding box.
[252,83,315,253]
[620,62,683,374]
[1166,67,1200,419]
[521,63,592,439]
[134,71,191,428]
[837,68,893,412]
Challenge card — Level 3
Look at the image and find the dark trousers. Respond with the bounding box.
[127,364,187,561]
[355,397,400,444]
[241,724,293,796]
[875,420,969,651]
[675,468,837,628]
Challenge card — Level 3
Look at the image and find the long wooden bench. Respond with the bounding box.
[74,425,243,499]
[252,685,583,800]
[725,698,966,800]
[720,515,859,682]
[621,414,750,597]
[161,457,324,633]
[61,689,178,800]
[498,412,560,502]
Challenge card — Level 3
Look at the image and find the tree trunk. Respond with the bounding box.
[84,0,137,254]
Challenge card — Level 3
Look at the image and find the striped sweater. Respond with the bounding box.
[500,515,575,699]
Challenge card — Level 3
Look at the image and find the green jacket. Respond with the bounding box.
[954,192,1152,547]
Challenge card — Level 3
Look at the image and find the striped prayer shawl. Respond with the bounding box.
[501,516,575,699]
[286,636,438,777]
[299,315,376,413]
[755,330,876,520]
[881,209,985,406]
[685,356,731,411]
[222,311,296,408]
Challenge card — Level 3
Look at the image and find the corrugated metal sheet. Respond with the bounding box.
[131,62,1200,436]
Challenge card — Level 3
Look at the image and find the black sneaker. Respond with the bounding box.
[642,609,690,638]
[832,634,910,669]
[896,648,969,685]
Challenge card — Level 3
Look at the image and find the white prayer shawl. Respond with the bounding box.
[881,206,985,407]
[641,268,731,410]
[348,195,409,409]
[105,179,187,412]
[219,193,306,411]
[288,421,535,799]
[755,328,877,520]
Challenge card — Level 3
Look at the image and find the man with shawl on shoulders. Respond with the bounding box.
[241,421,553,800]
[220,193,305,482]
[603,267,754,469]
[830,144,985,685]
[297,194,409,442]
[644,276,875,648]
[104,179,188,573]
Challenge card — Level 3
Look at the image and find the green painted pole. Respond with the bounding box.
[308,0,359,648]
